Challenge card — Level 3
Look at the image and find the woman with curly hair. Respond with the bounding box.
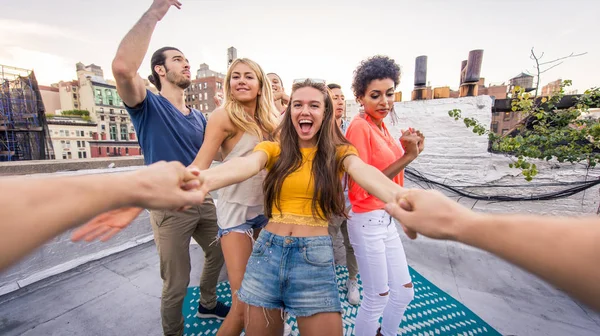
[345,55,425,336]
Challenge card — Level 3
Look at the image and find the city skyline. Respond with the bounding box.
[1,0,598,98]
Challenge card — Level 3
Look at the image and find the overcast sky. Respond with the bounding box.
[1,0,597,97]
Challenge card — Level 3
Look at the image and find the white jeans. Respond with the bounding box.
[347,209,414,336]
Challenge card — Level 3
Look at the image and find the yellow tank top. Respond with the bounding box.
[254,141,358,227]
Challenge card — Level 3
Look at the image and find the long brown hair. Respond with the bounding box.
[263,80,353,221]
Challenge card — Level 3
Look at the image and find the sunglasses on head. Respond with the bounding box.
[292,78,326,85]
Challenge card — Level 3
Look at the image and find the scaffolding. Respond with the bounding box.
[0,65,54,161]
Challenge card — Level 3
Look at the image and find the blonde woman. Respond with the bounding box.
[190,58,280,336]
[267,72,289,114]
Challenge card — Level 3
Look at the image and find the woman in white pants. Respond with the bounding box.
[345,55,424,336]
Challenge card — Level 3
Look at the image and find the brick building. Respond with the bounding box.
[185,63,225,118]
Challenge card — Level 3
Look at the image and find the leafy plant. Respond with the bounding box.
[449,81,600,181]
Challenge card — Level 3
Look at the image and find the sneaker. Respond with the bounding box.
[283,321,292,336]
[347,278,361,305]
[195,301,230,320]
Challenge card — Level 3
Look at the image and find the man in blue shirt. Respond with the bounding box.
[111,1,228,334]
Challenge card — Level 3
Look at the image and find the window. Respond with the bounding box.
[204,92,207,100]
[98,147,102,155]
[99,107,104,112]
[59,130,65,136]
[204,83,207,89]
[83,151,87,158]
[503,112,511,121]
[101,124,106,131]
[192,94,195,100]
[77,141,81,147]
[62,153,67,160]
[199,105,203,111]
[110,109,114,114]
[78,151,87,159]
[67,152,72,159]
[78,152,82,159]
[96,89,102,97]
[204,104,208,110]
[110,124,117,140]
[121,109,125,114]
[73,93,77,99]
[106,90,112,96]
[491,122,498,133]
[120,124,128,140]
[74,103,79,108]
[216,82,222,89]
[106,146,110,153]
[73,87,77,92]
[502,129,509,135]
[125,147,129,155]
[101,115,105,121]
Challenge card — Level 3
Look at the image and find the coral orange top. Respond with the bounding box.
[345,114,405,213]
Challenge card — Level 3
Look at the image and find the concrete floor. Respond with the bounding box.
[1,230,599,336]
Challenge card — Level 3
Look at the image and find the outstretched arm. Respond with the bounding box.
[112,0,182,106]
[343,154,406,204]
[385,189,600,311]
[201,151,268,191]
[0,162,204,271]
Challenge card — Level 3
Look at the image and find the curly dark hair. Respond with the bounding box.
[351,55,401,98]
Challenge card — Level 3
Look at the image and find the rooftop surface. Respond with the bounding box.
[1,228,599,336]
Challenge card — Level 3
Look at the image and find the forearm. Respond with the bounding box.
[190,155,214,171]
[381,153,416,179]
[0,174,135,270]
[459,214,600,310]
[113,11,160,76]
[203,156,261,191]
[350,162,404,204]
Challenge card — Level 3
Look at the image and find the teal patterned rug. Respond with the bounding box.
[182,265,501,335]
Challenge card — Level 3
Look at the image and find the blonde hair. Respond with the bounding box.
[223,58,279,139]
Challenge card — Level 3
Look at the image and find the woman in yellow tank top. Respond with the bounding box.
[194,79,410,336]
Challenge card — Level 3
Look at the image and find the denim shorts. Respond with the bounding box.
[217,214,269,238]
[237,230,343,317]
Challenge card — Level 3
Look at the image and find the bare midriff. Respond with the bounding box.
[264,222,329,237]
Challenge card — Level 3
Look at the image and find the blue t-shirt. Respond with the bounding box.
[126,90,207,166]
